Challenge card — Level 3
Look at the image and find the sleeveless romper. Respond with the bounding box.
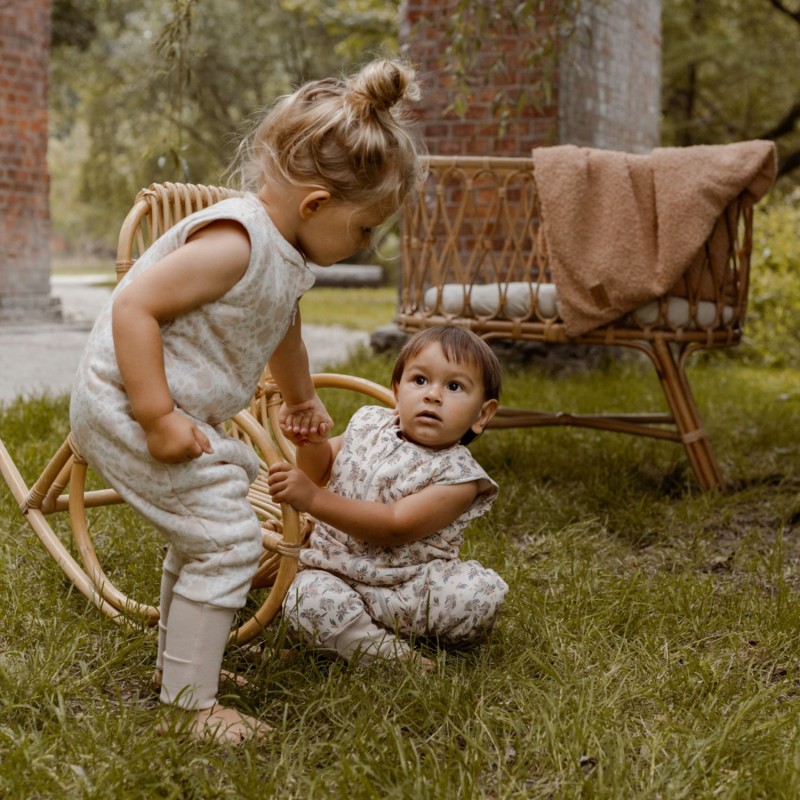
[70,194,315,609]
[284,406,509,646]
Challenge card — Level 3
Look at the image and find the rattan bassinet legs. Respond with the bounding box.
[650,338,724,492]
[483,337,725,491]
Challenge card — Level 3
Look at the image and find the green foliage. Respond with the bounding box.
[299,287,397,332]
[51,0,98,50]
[739,196,800,366]
[49,0,399,251]
[279,0,400,63]
[437,0,582,121]
[662,0,800,184]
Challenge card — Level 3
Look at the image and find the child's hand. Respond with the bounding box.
[267,462,318,512]
[279,395,333,446]
[141,410,213,463]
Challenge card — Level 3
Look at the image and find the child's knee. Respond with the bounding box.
[169,517,263,609]
[425,571,508,644]
[282,570,368,641]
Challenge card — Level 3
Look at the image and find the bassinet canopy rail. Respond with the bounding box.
[397,145,776,491]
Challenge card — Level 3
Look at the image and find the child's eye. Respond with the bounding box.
[447,381,463,392]
[413,375,426,386]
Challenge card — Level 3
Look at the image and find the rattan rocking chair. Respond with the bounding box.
[0,181,394,643]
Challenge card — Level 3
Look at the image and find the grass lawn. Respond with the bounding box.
[300,286,397,331]
[50,256,400,332]
[2,347,800,798]
[51,256,113,275]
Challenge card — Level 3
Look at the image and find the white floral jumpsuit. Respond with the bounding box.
[70,194,315,610]
[283,406,509,652]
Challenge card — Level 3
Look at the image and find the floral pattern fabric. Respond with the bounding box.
[284,406,508,651]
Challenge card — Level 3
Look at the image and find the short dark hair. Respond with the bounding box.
[391,326,502,445]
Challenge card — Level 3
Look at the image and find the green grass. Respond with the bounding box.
[50,257,399,332]
[2,355,800,798]
[299,286,398,331]
[52,256,115,276]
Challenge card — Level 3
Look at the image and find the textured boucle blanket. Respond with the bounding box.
[531,140,777,336]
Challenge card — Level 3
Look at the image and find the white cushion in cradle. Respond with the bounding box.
[423,283,735,330]
[627,297,734,328]
[424,282,560,319]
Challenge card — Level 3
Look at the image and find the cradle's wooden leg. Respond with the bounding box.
[650,338,725,491]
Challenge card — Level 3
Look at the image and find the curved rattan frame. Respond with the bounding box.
[0,373,395,644]
[115,181,244,282]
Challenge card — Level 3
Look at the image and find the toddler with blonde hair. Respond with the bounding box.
[71,59,425,742]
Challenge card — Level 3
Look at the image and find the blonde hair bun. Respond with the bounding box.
[233,57,425,211]
[347,59,421,118]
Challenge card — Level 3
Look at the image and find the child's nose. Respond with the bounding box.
[424,385,443,403]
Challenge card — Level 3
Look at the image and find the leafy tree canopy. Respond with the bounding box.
[49,0,399,247]
[50,0,799,250]
[662,0,800,182]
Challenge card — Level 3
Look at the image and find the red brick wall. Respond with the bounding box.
[400,0,661,157]
[0,0,59,322]
[401,0,561,156]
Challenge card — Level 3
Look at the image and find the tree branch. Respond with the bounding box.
[757,98,800,140]
[777,147,800,178]
[765,0,800,24]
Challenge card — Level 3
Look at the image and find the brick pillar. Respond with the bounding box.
[401,0,561,156]
[400,0,661,156]
[559,1,661,153]
[0,0,60,323]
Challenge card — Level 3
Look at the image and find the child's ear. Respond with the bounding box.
[470,398,498,437]
[299,190,332,219]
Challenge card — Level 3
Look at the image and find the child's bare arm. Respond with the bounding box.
[267,463,479,546]
[294,435,343,486]
[268,309,333,445]
[112,220,250,463]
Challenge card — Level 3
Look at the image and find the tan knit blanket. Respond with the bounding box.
[531,140,777,336]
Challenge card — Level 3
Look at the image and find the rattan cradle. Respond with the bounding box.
[397,156,759,491]
[0,181,394,642]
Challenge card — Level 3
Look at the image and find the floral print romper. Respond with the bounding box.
[70,195,315,609]
[283,406,509,650]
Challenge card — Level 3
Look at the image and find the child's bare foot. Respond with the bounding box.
[413,653,436,673]
[195,705,271,744]
[158,704,271,744]
[152,668,248,691]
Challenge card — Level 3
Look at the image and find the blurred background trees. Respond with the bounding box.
[661,0,800,179]
[49,0,399,250]
[49,0,799,254]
